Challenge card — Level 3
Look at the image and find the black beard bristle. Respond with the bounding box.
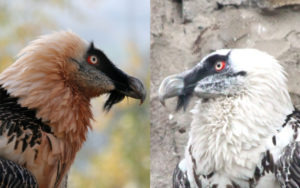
[175,94,192,112]
[103,91,125,111]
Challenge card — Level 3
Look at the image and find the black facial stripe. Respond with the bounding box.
[86,42,129,90]
[204,54,229,68]
[183,53,231,87]
[86,43,133,111]
[176,52,232,111]
[182,54,229,90]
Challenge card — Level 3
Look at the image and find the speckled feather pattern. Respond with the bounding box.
[0,157,38,188]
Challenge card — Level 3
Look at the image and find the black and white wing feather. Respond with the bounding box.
[173,163,190,188]
[275,142,300,187]
[0,85,52,187]
[275,109,300,188]
[0,157,38,188]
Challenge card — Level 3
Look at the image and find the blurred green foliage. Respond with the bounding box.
[70,102,150,188]
[0,1,150,187]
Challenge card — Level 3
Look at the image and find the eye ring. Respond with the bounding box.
[87,55,98,65]
[215,61,226,72]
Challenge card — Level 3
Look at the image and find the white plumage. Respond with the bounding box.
[159,49,300,188]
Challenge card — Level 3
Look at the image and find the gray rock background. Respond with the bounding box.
[150,0,300,187]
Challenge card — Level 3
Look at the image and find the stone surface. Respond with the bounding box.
[254,0,300,8]
[151,0,300,187]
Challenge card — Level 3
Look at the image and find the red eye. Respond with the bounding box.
[215,61,226,71]
[87,55,98,65]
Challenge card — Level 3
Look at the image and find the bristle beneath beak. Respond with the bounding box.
[176,94,192,112]
[103,91,125,111]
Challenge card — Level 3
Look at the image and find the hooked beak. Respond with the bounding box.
[104,74,146,111]
[158,67,203,111]
[81,43,146,111]
[119,76,146,104]
[158,74,184,106]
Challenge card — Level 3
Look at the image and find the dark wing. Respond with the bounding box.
[0,86,52,145]
[0,85,53,188]
[275,142,300,187]
[0,157,38,188]
[173,163,190,188]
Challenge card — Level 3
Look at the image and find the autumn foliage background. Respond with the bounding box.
[0,0,150,187]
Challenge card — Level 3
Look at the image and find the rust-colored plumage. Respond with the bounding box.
[0,31,145,188]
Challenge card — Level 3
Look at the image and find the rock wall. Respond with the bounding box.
[150,0,300,187]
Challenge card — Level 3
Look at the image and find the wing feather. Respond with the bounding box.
[275,142,300,187]
[0,85,56,187]
[0,157,38,188]
[173,163,191,188]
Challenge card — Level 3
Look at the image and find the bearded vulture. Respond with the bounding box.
[159,49,300,188]
[0,31,146,188]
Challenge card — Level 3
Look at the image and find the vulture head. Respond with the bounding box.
[69,40,146,111]
[0,31,146,112]
[159,49,291,111]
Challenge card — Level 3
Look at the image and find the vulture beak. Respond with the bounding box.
[158,66,204,111]
[84,43,146,111]
[103,68,146,111]
[158,74,185,106]
[119,76,146,104]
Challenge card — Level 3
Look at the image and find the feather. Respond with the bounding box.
[103,91,125,111]
[173,163,191,188]
[0,157,38,188]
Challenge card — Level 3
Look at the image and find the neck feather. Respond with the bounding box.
[0,55,92,149]
[188,82,294,175]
